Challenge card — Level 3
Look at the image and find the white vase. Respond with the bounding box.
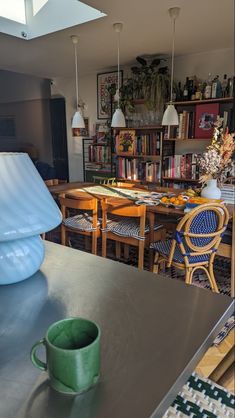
[201,179,221,199]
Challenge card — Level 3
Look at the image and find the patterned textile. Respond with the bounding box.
[189,210,218,247]
[63,213,100,231]
[151,239,210,264]
[164,372,235,417]
[105,216,163,240]
[213,313,235,346]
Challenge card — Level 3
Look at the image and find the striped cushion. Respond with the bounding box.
[105,216,163,240]
[63,213,100,232]
[164,372,235,417]
[151,239,210,264]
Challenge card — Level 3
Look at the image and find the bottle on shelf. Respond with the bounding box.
[227,76,234,97]
[211,75,222,98]
[188,77,194,100]
[221,74,228,97]
[195,83,203,100]
[204,73,213,99]
[176,82,183,101]
[183,77,189,101]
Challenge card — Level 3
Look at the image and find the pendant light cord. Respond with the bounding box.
[74,42,79,110]
[170,17,176,103]
[117,30,120,108]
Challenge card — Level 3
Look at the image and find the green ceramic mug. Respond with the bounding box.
[30,317,100,395]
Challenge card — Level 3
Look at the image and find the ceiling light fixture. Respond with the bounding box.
[111,22,126,128]
[71,35,85,129]
[162,7,180,127]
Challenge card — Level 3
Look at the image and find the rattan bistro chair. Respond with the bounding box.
[59,193,100,255]
[151,203,229,293]
[101,199,165,269]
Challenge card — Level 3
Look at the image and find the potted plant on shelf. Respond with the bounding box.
[198,118,235,199]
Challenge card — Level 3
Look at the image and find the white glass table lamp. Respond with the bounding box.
[0,153,62,285]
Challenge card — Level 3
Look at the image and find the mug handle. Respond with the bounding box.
[30,338,47,371]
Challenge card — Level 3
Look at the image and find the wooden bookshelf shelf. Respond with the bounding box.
[163,177,199,183]
[164,138,211,142]
[167,97,234,106]
[113,154,161,160]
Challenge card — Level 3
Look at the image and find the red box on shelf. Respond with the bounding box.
[195,103,219,139]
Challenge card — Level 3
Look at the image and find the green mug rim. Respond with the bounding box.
[45,317,101,352]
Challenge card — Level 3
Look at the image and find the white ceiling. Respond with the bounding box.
[0,0,234,79]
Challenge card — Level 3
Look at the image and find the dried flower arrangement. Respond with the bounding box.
[198,117,235,184]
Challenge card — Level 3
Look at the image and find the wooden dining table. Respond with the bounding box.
[48,181,235,297]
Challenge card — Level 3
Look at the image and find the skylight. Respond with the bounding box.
[0,0,106,40]
[33,0,49,16]
[0,0,26,24]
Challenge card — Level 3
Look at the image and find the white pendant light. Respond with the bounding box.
[71,35,85,129]
[111,22,126,128]
[162,7,180,126]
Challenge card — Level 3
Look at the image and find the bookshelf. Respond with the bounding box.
[113,127,163,184]
[83,138,114,182]
[162,97,234,188]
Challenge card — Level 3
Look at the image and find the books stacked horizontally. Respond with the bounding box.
[220,184,235,204]
[163,153,200,179]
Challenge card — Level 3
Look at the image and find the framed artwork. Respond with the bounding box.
[72,117,89,137]
[0,116,16,137]
[116,130,136,155]
[195,104,219,138]
[97,71,123,119]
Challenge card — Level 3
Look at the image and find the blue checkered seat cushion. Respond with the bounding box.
[105,216,163,240]
[150,239,210,264]
[63,213,100,232]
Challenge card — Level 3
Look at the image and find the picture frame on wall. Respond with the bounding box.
[72,117,89,137]
[97,71,123,120]
[0,116,16,137]
[195,103,219,138]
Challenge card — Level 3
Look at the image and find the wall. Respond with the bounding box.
[0,70,53,164]
[52,47,234,181]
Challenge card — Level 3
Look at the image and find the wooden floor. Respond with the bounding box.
[195,329,235,394]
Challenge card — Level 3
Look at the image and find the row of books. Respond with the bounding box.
[116,158,161,182]
[115,130,161,156]
[88,145,111,163]
[163,154,200,179]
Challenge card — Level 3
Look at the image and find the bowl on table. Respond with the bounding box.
[160,195,189,209]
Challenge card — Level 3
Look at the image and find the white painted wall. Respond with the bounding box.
[52,47,234,181]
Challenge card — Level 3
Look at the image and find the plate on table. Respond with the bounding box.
[135,199,160,206]
[160,195,189,209]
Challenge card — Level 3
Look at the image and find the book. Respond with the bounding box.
[195,103,219,138]
[116,130,135,155]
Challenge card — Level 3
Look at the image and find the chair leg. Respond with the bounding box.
[185,268,192,285]
[138,241,145,270]
[115,242,121,260]
[153,252,159,274]
[102,232,107,258]
[91,232,97,255]
[61,225,67,246]
[123,244,129,260]
[208,263,219,293]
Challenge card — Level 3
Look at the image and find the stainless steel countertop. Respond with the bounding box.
[0,241,233,418]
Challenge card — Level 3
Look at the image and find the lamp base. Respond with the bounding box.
[0,236,45,285]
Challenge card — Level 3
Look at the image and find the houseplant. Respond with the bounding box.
[198,118,235,199]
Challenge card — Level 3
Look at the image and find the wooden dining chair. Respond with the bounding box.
[59,193,100,255]
[92,176,116,185]
[151,203,229,292]
[101,199,164,269]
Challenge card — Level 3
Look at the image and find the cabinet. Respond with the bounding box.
[83,138,114,182]
[162,97,234,188]
[113,127,163,184]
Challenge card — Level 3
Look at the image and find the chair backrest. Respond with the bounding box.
[169,203,229,265]
[93,176,116,185]
[101,199,146,238]
[59,193,98,228]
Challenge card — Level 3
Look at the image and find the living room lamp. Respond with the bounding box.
[71,35,85,129]
[0,153,62,285]
[111,22,126,128]
[162,7,180,126]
